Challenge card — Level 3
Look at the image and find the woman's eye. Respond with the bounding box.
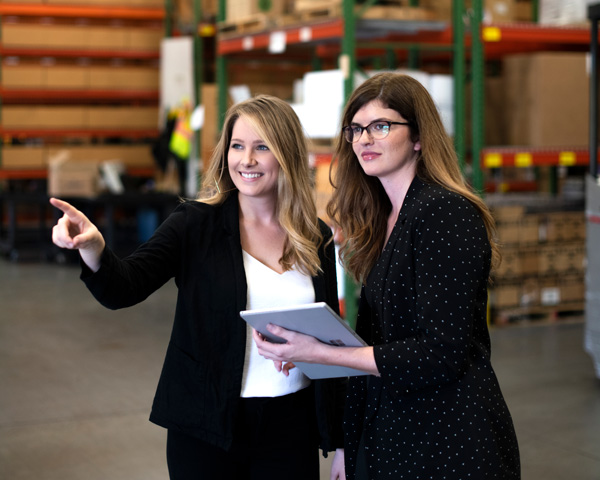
[373,123,387,131]
[230,143,243,150]
[256,144,269,151]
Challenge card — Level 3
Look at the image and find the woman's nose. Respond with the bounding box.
[358,128,374,144]
[242,150,257,166]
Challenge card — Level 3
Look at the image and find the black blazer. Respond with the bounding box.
[82,193,345,453]
[343,178,520,478]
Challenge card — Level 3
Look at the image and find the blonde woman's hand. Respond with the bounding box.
[50,197,105,272]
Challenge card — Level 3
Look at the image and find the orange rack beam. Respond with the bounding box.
[218,18,345,55]
[0,128,159,139]
[0,88,159,102]
[481,147,595,168]
[0,4,165,20]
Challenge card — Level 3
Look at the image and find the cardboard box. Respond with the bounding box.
[2,24,87,49]
[174,0,218,24]
[2,106,87,128]
[560,275,585,303]
[538,243,585,275]
[538,0,589,26]
[515,0,534,21]
[87,26,129,50]
[496,222,521,245]
[420,0,521,23]
[491,204,526,222]
[491,284,521,308]
[1,146,46,169]
[45,65,89,89]
[495,246,521,277]
[127,28,164,50]
[87,106,159,129]
[1,64,45,88]
[46,145,155,168]
[540,211,586,243]
[519,215,540,245]
[48,158,100,198]
[503,53,589,147]
[225,0,289,22]
[88,66,159,90]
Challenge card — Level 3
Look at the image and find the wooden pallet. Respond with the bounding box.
[492,302,585,326]
[218,14,272,35]
[360,6,436,21]
[294,3,342,22]
[218,13,298,36]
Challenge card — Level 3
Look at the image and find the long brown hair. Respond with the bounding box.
[327,73,500,283]
[198,95,323,276]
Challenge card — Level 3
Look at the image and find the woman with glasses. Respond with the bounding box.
[50,95,346,480]
[255,73,520,479]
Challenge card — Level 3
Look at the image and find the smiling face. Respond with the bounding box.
[227,116,280,202]
[350,99,420,183]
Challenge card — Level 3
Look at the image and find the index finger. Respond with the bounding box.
[49,197,80,219]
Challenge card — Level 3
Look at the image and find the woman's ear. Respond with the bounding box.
[414,140,421,151]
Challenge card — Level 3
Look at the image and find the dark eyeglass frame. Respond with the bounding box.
[342,120,411,144]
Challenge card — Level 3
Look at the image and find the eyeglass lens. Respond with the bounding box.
[344,121,392,143]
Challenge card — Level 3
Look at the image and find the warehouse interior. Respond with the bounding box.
[1,0,600,479]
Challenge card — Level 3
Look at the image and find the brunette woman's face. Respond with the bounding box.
[350,100,420,182]
[228,116,280,201]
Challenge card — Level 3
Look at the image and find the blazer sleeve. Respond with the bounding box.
[372,194,492,394]
[80,203,186,309]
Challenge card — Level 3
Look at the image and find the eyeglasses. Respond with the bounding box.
[342,120,411,143]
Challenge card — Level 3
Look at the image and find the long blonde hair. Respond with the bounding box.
[327,73,500,283]
[199,95,323,276]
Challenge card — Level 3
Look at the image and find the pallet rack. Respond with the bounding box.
[0,3,166,179]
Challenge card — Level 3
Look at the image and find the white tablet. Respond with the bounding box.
[240,302,369,379]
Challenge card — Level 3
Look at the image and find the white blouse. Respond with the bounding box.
[240,250,314,398]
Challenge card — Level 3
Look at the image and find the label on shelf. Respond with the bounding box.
[559,151,576,166]
[482,26,501,42]
[269,31,286,54]
[484,152,502,168]
[299,27,312,43]
[515,152,532,168]
[242,36,253,51]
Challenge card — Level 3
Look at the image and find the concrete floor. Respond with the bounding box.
[1,261,599,480]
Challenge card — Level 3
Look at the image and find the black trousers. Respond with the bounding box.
[166,386,320,480]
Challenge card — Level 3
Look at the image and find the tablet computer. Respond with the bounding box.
[240,302,369,379]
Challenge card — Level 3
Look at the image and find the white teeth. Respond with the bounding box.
[241,172,262,179]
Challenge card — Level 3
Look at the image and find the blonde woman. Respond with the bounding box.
[51,95,346,480]
[255,74,520,479]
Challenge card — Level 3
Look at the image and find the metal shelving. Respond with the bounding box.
[471,19,593,191]
[0,3,165,178]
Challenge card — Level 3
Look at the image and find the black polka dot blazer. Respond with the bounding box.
[343,177,520,479]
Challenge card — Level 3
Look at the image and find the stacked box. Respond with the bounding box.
[1,145,155,170]
[225,0,290,22]
[538,0,589,26]
[2,106,159,129]
[48,159,100,198]
[502,52,589,148]
[490,203,586,313]
[420,0,532,23]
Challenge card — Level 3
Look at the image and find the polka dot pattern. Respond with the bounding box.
[343,178,520,479]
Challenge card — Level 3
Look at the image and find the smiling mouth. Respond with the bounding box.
[240,172,263,179]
